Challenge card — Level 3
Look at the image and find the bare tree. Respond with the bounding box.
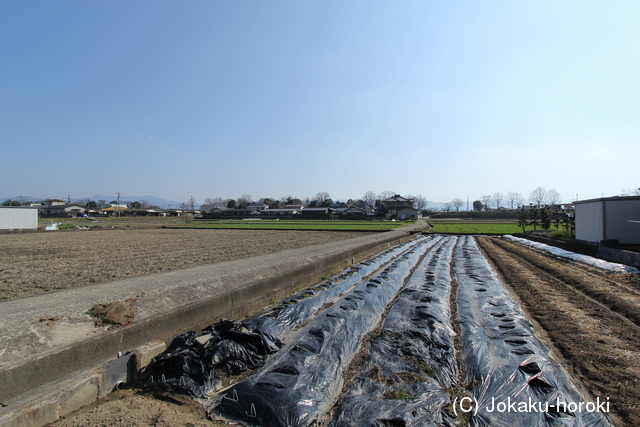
[547,188,561,207]
[281,196,302,207]
[481,194,492,211]
[212,197,226,207]
[493,192,503,210]
[506,192,525,210]
[620,187,640,196]
[413,194,428,211]
[379,191,396,201]
[236,194,253,209]
[441,202,453,213]
[452,198,464,211]
[201,198,216,212]
[363,191,377,209]
[314,191,332,207]
[529,187,548,207]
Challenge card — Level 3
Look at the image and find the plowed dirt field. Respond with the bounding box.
[0,228,371,300]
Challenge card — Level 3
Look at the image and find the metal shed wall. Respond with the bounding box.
[575,197,640,244]
[575,200,604,243]
[604,198,640,244]
[0,207,39,230]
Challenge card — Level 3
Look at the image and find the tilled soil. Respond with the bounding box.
[0,228,371,300]
[476,236,640,426]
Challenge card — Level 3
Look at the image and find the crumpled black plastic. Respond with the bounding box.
[145,318,282,398]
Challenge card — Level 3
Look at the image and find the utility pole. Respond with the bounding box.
[116,192,121,217]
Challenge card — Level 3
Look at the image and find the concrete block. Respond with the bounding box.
[0,368,104,427]
[133,340,166,373]
[58,372,102,417]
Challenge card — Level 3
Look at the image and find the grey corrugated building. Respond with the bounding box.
[574,195,640,244]
[0,206,39,230]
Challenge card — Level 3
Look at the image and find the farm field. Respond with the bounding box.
[47,234,640,426]
[426,219,531,234]
[0,228,374,300]
[174,219,409,231]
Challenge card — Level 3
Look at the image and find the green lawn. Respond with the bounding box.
[174,220,410,231]
[426,221,528,234]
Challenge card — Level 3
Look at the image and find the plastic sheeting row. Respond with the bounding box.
[331,235,459,426]
[504,235,639,273]
[455,236,612,426]
[145,237,427,398]
[210,236,437,426]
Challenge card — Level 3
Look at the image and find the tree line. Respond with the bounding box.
[441,187,563,213]
[197,191,429,213]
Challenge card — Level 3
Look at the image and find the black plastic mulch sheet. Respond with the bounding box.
[331,236,460,427]
[244,238,426,342]
[211,239,433,427]
[143,238,423,400]
[145,319,282,398]
[454,236,612,427]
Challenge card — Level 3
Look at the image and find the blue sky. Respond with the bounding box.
[2,1,639,206]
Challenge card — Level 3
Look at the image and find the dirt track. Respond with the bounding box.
[476,237,640,426]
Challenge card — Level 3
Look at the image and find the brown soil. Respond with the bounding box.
[476,236,640,427]
[0,228,370,300]
[50,388,218,427]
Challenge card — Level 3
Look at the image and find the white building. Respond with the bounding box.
[0,206,39,230]
[574,196,640,244]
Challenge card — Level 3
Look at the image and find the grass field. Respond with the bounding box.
[36,216,411,232]
[172,219,410,231]
[426,220,529,234]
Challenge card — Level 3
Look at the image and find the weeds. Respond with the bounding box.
[383,387,417,402]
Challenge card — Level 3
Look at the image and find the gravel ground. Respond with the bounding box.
[0,228,372,300]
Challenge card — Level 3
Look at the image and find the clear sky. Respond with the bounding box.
[2,1,639,206]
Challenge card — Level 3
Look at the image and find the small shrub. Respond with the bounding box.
[549,230,573,240]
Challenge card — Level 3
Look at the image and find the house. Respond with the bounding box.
[247,203,269,211]
[43,199,67,207]
[377,195,421,220]
[0,206,38,230]
[300,207,331,219]
[261,208,301,218]
[343,207,367,220]
[40,204,86,218]
[381,195,414,209]
[574,195,640,245]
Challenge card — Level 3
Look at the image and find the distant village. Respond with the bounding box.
[10,195,423,221]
